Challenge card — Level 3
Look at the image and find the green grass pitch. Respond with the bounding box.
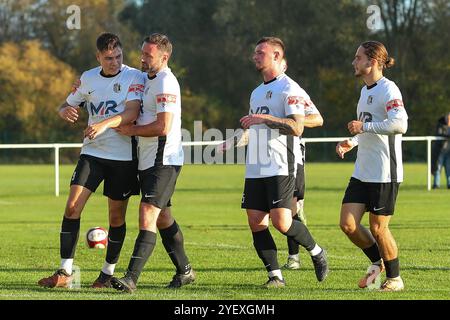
[0,163,449,300]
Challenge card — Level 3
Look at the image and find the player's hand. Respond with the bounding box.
[84,122,107,140]
[240,114,269,129]
[59,106,80,123]
[216,140,233,154]
[336,139,355,159]
[114,123,135,136]
[347,120,363,135]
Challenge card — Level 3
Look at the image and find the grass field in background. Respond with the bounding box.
[0,163,449,300]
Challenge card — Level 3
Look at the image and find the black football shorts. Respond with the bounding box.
[71,154,139,201]
[139,165,182,209]
[241,175,295,213]
[342,177,400,215]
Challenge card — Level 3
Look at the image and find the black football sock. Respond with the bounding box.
[106,223,126,264]
[159,221,191,275]
[283,220,316,251]
[362,242,382,264]
[385,258,400,278]
[126,230,157,284]
[60,216,80,259]
[252,228,279,271]
[287,214,301,255]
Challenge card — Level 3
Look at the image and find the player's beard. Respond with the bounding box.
[141,62,149,72]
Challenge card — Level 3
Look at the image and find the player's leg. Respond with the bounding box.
[111,166,178,292]
[444,153,450,188]
[433,153,444,188]
[283,197,301,269]
[268,175,328,282]
[368,182,403,291]
[38,155,101,288]
[91,198,128,288]
[92,159,138,288]
[242,177,283,287]
[270,207,328,282]
[295,163,307,225]
[340,177,384,280]
[110,202,161,293]
[340,203,375,247]
[284,163,304,270]
[247,209,285,287]
[340,202,384,288]
[369,214,403,291]
[157,206,195,288]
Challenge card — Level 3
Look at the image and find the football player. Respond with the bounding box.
[38,33,145,289]
[336,41,408,291]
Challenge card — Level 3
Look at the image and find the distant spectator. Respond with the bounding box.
[431,113,450,189]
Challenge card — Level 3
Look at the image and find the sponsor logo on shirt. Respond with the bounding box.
[288,96,313,109]
[128,84,144,96]
[156,93,177,104]
[251,106,270,114]
[386,99,404,112]
[89,100,118,116]
[287,96,303,105]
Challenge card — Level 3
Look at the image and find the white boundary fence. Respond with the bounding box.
[0,136,446,196]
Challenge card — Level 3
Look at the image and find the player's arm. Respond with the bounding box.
[240,113,304,136]
[348,99,408,135]
[304,113,323,128]
[84,99,141,139]
[85,73,145,139]
[116,112,173,137]
[60,75,86,123]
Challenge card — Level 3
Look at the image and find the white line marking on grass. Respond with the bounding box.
[185,241,249,250]
[0,200,14,205]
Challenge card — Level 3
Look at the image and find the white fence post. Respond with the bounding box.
[54,145,60,197]
[427,137,432,191]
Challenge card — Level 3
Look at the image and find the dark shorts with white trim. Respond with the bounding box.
[71,154,139,201]
[342,177,400,215]
[241,175,295,213]
[139,165,182,209]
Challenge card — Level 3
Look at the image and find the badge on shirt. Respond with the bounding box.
[266,91,272,100]
[113,83,121,93]
[367,95,373,105]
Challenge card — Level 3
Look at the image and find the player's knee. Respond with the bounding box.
[247,219,268,232]
[370,224,386,240]
[156,213,173,229]
[272,220,290,233]
[340,221,357,235]
[109,214,125,227]
[65,202,82,218]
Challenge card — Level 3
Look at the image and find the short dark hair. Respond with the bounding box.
[142,33,173,57]
[96,32,122,52]
[256,37,285,57]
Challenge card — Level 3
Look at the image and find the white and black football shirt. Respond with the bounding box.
[66,64,145,161]
[353,77,408,183]
[137,67,184,170]
[245,73,305,178]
